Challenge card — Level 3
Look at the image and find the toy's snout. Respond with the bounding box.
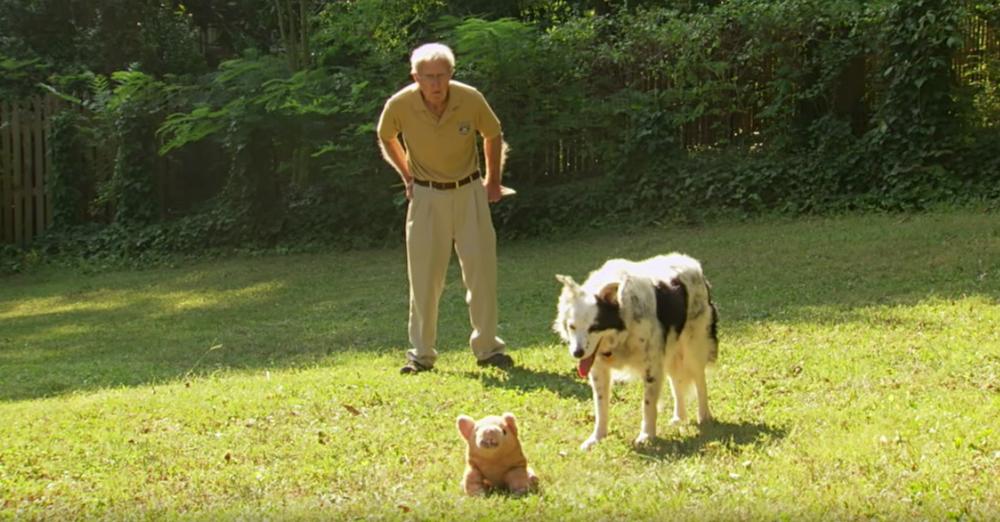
[476,425,505,449]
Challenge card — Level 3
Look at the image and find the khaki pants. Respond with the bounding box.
[405,181,505,366]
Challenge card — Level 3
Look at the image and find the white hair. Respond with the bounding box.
[410,43,455,75]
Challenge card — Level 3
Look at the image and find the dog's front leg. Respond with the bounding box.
[581,363,612,450]
[636,351,664,446]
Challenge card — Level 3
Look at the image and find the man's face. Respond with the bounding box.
[413,59,452,106]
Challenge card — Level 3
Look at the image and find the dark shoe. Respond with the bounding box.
[476,353,514,369]
[400,360,432,374]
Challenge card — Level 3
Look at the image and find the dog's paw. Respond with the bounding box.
[579,435,602,451]
[633,432,655,446]
[669,415,685,426]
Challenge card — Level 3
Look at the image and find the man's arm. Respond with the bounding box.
[483,134,505,203]
[379,137,414,200]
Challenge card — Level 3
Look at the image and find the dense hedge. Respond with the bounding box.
[1,0,998,266]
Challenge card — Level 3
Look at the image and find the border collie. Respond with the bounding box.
[554,253,718,449]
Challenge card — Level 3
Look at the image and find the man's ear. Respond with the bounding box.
[457,415,476,441]
[597,282,620,306]
[502,412,518,437]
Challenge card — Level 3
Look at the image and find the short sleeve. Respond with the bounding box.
[474,92,502,139]
[377,99,400,142]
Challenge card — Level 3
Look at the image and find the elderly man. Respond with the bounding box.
[377,42,512,374]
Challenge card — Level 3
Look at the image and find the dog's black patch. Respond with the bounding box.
[590,296,625,332]
[708,301,720,363]
[706,279,718,342]
[655,279,688,342]
[709,301,719,342]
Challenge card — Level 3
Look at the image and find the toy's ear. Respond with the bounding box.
[457,415,476,441]
[502,412,518,437]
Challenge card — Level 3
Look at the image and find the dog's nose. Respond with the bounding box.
[573,348,584,358]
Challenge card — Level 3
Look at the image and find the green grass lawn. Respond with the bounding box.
[2,210,999,520]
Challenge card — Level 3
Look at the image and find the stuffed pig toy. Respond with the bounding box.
[456,412,539,496]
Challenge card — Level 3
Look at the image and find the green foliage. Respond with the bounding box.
[0,53,50,98]
[3,0,999,259]
[47,110,91,228]
[2,0,205,76]
[99,71,173,224]
[861,0,969,210]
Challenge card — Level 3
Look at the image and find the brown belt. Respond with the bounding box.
[412,171,481,190]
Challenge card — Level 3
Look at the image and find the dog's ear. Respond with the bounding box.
[457,415,476,442]
[502,412,518,438]
[597,282,620,306]
[555,274,578,290]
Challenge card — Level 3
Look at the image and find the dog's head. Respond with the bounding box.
[553,274,625,378]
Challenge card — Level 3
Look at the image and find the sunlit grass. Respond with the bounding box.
[1,209,999,519]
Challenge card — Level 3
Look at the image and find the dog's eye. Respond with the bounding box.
[568,322,576,331]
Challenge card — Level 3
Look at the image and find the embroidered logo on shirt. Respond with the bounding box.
[458,121,472,135]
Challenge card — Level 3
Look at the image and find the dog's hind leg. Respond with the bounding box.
[679,325,715,424]
[667,373,688,424]
[693,365,712,424]
[690,335,715,424]
[581,363,612,451]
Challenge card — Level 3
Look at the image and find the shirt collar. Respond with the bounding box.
[410,81,462,114]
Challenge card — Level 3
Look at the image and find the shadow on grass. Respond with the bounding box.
[460,366,591,400]
[2,211,997,402]
[632,419,787,461]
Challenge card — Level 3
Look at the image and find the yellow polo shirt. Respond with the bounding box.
[377,80,502,183]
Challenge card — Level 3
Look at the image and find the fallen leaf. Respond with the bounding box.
[344,405,362,416]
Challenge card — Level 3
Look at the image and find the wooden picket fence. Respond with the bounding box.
[0,96,58,247]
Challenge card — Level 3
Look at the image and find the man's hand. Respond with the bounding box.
[405,180,414,201]
[484,180,502,203]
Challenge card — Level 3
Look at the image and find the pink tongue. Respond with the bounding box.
[577,354,596,379]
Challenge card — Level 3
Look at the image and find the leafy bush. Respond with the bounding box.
[4,0,999,264]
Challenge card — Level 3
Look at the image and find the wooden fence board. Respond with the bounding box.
[12,102,23,246]
[0,95,58,246]
[44,96,55,229]
[33,97,47,241]
[22,99,34,244]
[1,101,10,244]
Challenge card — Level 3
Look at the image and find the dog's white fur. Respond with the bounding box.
[554,253,718,450]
